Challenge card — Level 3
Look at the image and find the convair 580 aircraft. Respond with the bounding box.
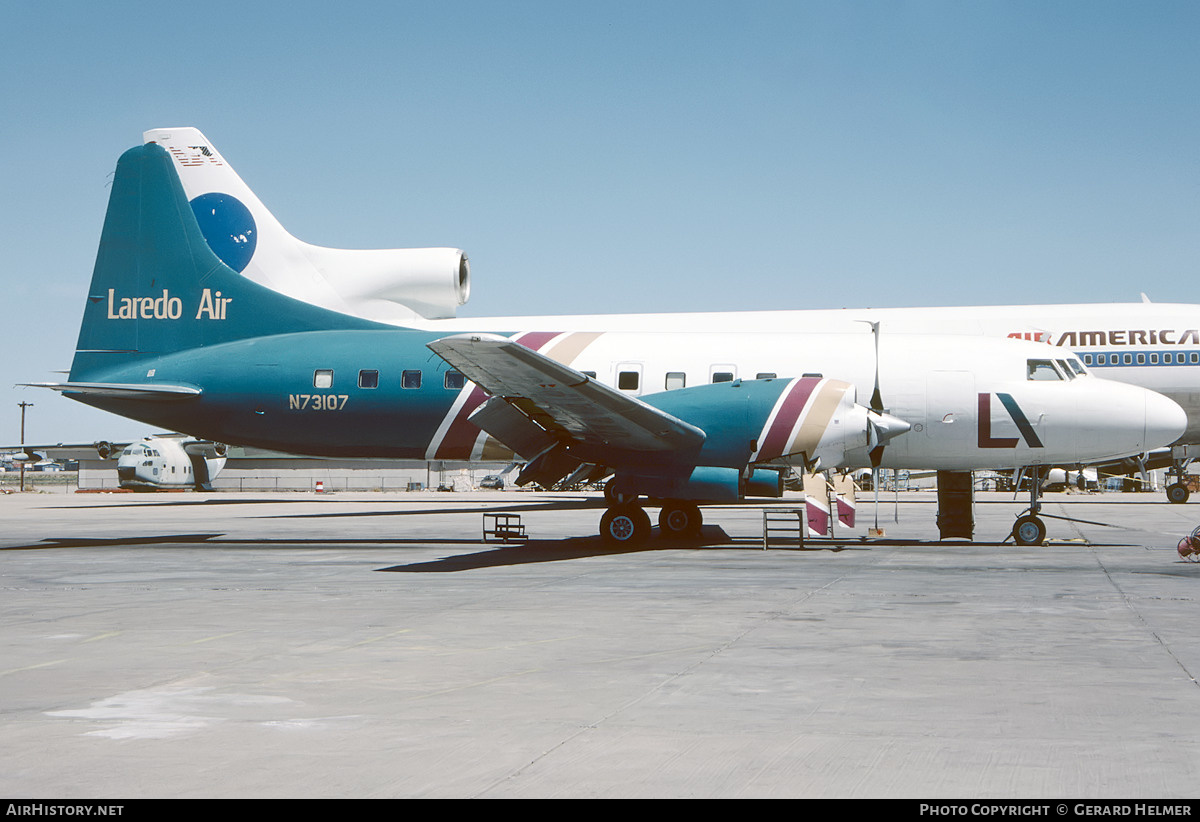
[29,140,1186,546]
[144,128,1200,507]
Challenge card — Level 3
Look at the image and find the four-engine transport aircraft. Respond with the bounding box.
[144,128,1200,507]
[26,141,1188,545]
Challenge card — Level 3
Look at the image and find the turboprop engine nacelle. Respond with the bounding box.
[612,377,911,503]
[743,378,910,471]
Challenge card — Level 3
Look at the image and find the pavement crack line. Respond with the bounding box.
[1090,545,1200,690]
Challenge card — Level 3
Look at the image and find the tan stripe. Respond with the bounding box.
[786,380,850,458]
[545,331,604,366]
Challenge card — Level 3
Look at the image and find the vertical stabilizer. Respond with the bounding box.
[70,143,384,382]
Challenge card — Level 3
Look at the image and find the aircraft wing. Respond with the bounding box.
[0,442,129,461]
[427,334,705,456]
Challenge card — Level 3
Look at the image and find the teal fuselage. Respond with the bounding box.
[71,326,790,470]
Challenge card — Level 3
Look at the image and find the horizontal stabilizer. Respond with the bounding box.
[23,382,201,400]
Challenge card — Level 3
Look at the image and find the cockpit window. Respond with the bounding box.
[1026,359,1062,381]
[1055,359,1076,379]
[1066,358,1087,376]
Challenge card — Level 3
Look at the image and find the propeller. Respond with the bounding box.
[860,320,886,529]
[858,320,911,528]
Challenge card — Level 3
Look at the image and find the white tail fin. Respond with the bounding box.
[143,127,470,324]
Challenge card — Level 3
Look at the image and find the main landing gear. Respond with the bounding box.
[599,499,704,545]
[1166,453,1192,504]
[1011,467,1047,546]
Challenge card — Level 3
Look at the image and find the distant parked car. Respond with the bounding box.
[479,475,505,490]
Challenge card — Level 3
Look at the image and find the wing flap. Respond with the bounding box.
[428,334,705,455]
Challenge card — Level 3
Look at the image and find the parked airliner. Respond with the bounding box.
[26,140,1187,546]
[143,128,1200,507]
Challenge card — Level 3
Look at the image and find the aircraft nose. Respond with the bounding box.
[1145,389,1187,450]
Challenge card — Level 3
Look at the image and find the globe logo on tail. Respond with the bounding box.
[189,192,257,273]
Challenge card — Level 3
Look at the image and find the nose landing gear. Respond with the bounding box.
[1011,467,1047,546]
[1012,513,1047,546]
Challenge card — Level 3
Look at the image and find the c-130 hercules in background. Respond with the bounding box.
[28,135,1188,545]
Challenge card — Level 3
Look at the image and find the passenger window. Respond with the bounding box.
[1122,354,1132,365]
[358,369,379,389]
[664,372,686,391]
[444,370,466,390]
[1192,353,1199,364]
[755,372,777,380]
[314,369,334,389]
[1165,353,1174,364]
[618,371,640,391]
[1026,359,1061,380]
[1136,353,1145,365]
[711,372,734,383]
[402,370,422,389]
[1083,354,1093,365]
[1150,353,1159,364]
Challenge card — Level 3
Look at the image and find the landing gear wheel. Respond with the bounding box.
[1012,514,1047,546]
[600,505,650,546]
[603,480,633,505]
[1167,482,1190,504]
[658,502,703,539]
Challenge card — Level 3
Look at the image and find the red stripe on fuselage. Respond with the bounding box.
[511,330,561,352]
[758,377,821,461]
[433,385,490,459]
[431,331,562,460]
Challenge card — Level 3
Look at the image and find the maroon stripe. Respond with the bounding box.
[759,378,820,461]
[512,331,560,351]
[806,498,829,536]
[836,496,855,527]
[433,385,490,459]
[434,332,560,458]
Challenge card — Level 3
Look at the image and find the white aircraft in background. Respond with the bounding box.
[111,437,227,491]
[3,437,227,491]
[1,449,57,472]
[148,127,1200,506]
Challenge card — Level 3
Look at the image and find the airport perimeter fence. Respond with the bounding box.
[4,469,505,493]
[0,471,78,493]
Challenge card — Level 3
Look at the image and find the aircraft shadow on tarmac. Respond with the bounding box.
[14,496,1156,569]
[375,525,768,572]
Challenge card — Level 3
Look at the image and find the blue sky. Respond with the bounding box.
[3,1,1198,443]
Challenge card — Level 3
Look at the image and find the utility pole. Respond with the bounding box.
[18,402,32,493]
